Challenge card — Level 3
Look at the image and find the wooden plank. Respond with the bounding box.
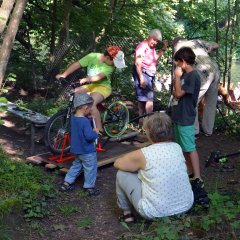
[97,141,149,167]
[0,101,49,125]
[26,140,150,171]
[110,131,139,142]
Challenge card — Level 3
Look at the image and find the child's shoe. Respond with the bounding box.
[60,182,74,192]
[84,188,100,196]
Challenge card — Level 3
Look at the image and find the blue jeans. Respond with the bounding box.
[64,152,97,188]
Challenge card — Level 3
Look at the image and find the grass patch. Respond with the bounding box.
[77,216,93,229]
[0,147,56,222]
[118,192,240,240]
[58,204,80,217]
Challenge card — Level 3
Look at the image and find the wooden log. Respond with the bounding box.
[110,131,139,142]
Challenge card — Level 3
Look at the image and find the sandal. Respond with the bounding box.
[119,213,135,223]
[60,183,74,192]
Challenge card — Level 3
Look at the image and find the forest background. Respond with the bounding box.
[0,1,240,239]
[0,0,239,99]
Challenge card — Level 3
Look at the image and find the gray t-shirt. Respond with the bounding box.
[172,70,201,126]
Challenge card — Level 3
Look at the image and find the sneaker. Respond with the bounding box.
[188,173,194,180]
[193,187,209,208]
[84,188,100,196]
[191,178,204,189]
[60,182,74,192]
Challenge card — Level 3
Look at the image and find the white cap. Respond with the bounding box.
[113,50,126,69]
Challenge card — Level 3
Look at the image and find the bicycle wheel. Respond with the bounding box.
[44,109,71,154]
[103,101,129,138]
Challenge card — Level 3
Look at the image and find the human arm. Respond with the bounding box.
[135,54,146,89]
[114,149,146,172]
[156,40,168,59]
[79,73,107,85]
[83,119,98,142]
[172,66,185,98]
[56,61,81,79]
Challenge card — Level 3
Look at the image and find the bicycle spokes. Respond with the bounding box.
[103,101,129,138]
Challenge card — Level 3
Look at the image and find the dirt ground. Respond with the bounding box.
[0,110,240,240]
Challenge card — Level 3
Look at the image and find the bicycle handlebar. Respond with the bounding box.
[58,77,81,89]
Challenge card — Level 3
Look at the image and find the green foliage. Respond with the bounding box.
[0,221,11,240]
[77,216,93,229]
[0,147,56,221]
[192,192,240,232]
[58,204,80,217]
[15,98,67,117]
[215,108,240,138]
[120,192,240,239]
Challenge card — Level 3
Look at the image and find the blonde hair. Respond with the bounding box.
[143,112,172,143]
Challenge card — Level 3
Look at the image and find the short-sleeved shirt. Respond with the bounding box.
[137,142,194,219]
[172,70,201,126]
[79,53,114,87]
[70,115,98,155]
[135,41,158,72]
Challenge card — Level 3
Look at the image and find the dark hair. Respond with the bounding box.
[174,47,196,65]
[143,112,173,143]
[104,50,113,60]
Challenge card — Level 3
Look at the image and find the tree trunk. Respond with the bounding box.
[227,0,239,89]
[214,0,219,59]
[58,0,71,45]
[0,0,27,88]
[0,0,15,36]
[50,0,57,58]
[222,0,231,87]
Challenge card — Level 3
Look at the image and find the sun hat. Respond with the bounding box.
[73,93,94,108]
[149,29,162,42]
[107,46,126,69]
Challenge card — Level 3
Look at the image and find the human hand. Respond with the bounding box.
[140,76,146,89]
[94,128,102,135]
[174,66,183,79]
[56,74,66,80]
[79,78,89,85]
[162,40,168,50]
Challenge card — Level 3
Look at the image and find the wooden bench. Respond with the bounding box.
[0,101,49,154]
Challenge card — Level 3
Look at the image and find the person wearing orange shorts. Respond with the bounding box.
[56,46,126,132]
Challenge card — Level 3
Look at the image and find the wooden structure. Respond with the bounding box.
[0,101,49,154]
[26,133,149,172]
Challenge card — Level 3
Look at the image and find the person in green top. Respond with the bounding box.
[56,46,126,132]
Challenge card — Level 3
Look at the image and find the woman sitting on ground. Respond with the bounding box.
[114,112,193,222]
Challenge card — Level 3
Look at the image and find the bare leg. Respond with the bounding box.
[145,100,153,114]
[75,86,88,94]
[90,92,104,132]
[183,152,193,175]
[184,151,201,179]
[138,101,146,117]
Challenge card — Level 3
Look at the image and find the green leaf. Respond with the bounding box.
[0,97,8,104]
[120,221,131,231]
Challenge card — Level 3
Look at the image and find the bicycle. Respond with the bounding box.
[44,78,130,155]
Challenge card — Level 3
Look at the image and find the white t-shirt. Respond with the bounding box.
[137,142,194,219]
